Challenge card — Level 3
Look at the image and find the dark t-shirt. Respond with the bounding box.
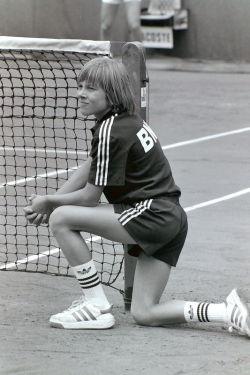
[88,112,181,204]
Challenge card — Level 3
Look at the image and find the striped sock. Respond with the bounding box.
[184,302,227,323]
[72,260,111,311]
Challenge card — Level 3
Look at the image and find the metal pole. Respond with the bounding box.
[121,42,149,310]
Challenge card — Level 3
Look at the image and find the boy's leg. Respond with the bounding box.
[49,204,136,329]
[100,1,120,41]
[131,253,226,325]
[131,252,186,326]
[49,204,136,266]
[49,204,250,336]
[49,203,136,307]
[124,0,142,41]
[131,253,250,337]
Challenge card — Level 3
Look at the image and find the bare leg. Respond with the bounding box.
[131,252,186,326]
[49,203,185,322]
[100,3,120,41]
[49,204,136,266]
[131,255,250,338]
[124,1,142,41]
[49,204,250,337]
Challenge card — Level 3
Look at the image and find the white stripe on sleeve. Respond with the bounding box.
[95,116,114,185]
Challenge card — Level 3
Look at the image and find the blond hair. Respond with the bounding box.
[77,57,136,115]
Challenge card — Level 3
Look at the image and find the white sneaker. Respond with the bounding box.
[226,288,250,337]
[49,297,115,330]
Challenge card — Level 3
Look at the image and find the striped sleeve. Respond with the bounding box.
[88,116,127,186]
[95,116,114,185]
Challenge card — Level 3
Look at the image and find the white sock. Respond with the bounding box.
[184,302,227,323]
[72,260,111,311]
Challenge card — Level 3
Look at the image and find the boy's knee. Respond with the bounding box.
[131,303,156,327]
[49,207,67,234]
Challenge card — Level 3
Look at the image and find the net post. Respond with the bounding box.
[121,42,149,311]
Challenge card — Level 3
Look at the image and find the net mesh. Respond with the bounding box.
[0,46,124,291]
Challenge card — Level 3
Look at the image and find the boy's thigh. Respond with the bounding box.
[52,204,136,245]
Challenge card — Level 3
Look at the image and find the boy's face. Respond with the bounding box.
[77,81,111,120]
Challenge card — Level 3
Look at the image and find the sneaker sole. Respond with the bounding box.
[49,313,115,330]
[227,288,250,337]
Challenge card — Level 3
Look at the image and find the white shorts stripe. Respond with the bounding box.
[95,116,114,185]
[120,201,148,222]
[119,199,153,226]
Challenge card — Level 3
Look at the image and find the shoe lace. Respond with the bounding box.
[65,296,86,312]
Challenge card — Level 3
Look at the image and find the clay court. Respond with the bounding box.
[1,55,250,374]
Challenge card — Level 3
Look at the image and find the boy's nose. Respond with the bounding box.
[77,87,86,98]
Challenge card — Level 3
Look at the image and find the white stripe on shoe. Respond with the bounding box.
[226,288,250,337]
[49,298,115,330]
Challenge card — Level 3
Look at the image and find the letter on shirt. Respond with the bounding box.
[136,123,157,153]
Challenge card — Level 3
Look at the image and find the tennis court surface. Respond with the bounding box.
[1,57,250,374]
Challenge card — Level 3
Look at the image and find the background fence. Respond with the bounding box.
[0,0,250,61]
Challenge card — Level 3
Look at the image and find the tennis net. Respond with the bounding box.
[0,38,128,290]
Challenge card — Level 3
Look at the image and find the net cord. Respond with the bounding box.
[0,36,111,54]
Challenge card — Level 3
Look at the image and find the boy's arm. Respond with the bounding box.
[31,183,103,213]
[24,157,96,225]
[55,157,92,195]
[25,182,103,225]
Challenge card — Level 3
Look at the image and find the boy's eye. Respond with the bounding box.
[77,83,98,91]
[78,83,96,89]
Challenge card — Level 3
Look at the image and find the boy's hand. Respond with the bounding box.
[23,195,53,226]
[28,194,51,215]
[23,206,48,225]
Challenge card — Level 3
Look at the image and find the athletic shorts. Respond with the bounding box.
[102,0,141,4]
[114,197,188,267]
